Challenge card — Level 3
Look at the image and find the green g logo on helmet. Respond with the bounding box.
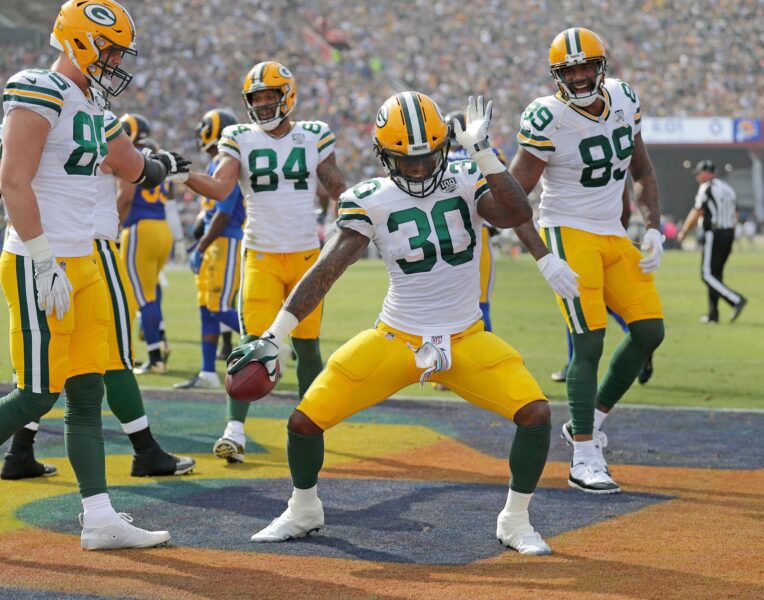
[376,105,389,128]
[84,4,117,26]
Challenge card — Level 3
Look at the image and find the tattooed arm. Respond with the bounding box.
[628,133,660,230]
[475,170,533,228]
[316,153,347,206]
[507,147,551,260]
[283,227,369,321]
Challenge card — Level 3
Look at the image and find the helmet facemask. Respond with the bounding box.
[552,57,607,107]
[244,87,291,131]
[375,140,450,199]
[88,36,136,97]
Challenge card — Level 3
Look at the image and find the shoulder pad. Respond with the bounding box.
[221,123,252,138]
[345,178,383,203]
[447,159,479,176]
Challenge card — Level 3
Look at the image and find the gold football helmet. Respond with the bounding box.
[549,27,607,107]
[373,91,449,198]
[50,0,137,98]
[195,108,238,151]
[242,61,296,131]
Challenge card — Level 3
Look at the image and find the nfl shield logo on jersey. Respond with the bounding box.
[292,133,305,144]
[614,109,625,123]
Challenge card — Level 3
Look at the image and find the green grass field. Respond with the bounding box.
[1,247,762,409]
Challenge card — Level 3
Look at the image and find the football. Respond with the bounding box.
[224,360,279,402]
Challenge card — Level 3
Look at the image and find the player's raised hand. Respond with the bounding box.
[154,150,191,182]
[33,256,73,320]
[452,95,493,152]
[536,253,580,300]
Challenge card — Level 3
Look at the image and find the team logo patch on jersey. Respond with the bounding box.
[439,177,458,192]
[614,109,625,123]
[84,4,117,26]
[292,133,305,144]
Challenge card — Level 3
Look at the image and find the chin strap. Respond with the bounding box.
[554,89,610,131]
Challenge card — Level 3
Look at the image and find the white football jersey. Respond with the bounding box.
[93,110,124,241]
[517,78,642,236]
[2,69,107,256]
[218,120,336,253]
[337,161,489,335]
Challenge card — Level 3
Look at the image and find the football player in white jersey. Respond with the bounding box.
[180,61,346,464]
[230,92,581,556]
[0,0,188,549]
[509,28,665,494]
[2,109,195,481]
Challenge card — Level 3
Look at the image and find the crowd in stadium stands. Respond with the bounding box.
[2,0,762,231]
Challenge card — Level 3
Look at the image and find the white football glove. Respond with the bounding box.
[452,95,492,152]
[639,228,664,273]
[33,257,73,320]
[537,254,580,300]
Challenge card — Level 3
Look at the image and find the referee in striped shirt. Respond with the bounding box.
[678,160,747,323]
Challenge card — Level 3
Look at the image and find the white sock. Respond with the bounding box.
[500,489,533,534]
[24,422,39,432]
[503,488,532,515]
[291,485,319,508]
[225,420,245,442]
[594,409,608,431]
[82,493,118,527]
[573,440,598,464]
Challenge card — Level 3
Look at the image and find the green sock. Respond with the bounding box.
[104,369,145,423]
[0,388,58,443]
[287,429,324,489]
[292,338,323,399]
[598,319,665,410]
[509,424,551,494]
[63,373,107,498]
[567,329,605,436]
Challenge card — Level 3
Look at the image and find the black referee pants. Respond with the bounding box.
[701,228,742,319]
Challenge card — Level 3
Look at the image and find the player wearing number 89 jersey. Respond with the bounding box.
[183,61,347,464]
[510,27,665,495]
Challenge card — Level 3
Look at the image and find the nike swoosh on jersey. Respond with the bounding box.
[304,253,316,261]
[24,76,37,84]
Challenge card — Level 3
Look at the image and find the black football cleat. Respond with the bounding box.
[730,297,747,323]
[638,353,654,385]
[131,445,195,477]
[550,365,568,382]
[1,451,58,480]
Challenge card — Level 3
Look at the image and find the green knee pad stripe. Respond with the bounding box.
[287,429,324,489]
[95,241,134,370]
[15,255,52,392]
[509,423,551,495]
[104,369,145,424]
[544,227,588,333]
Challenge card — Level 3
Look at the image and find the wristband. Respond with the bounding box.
[469,147,505,176]
[264,310,299,345]
[23,234,54,263]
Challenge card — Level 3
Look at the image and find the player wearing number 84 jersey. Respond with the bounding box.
[183,61,347,464]
[510,27,665,495]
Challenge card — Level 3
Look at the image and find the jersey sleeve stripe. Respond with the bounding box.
[5,82,64,101]
[474,181,490,201]
[317,135,336,152]
[634,108,641,124]
[105,121,123,142]
[319,130,334,141]
[338,213,373,225]
[2,93,62,115]
[220,137,239,149]
[517,132,555,151]
[219,141,240,155]
[338,207,369,217]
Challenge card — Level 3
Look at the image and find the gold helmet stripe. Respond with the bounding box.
[254,62,266,85]
[122,114,138,142]
[209,110,221,142]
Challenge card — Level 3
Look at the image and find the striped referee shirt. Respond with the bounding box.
[694,178,737,230]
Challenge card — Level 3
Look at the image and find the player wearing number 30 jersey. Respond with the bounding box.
[509,27,665,495]
[182,61,347,464]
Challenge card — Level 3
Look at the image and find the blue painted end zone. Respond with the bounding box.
[18,478,669,566]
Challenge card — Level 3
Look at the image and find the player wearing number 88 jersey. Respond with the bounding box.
[183,61,347,464]
[510,27,665,495]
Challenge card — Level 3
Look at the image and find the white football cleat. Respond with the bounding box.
[496,510,551,556]
[79,513,170,550]
[561,421,609,454]
[568,458,621,494]
[213,435,245,463]
[251,498,324,543]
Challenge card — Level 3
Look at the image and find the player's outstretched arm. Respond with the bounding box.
[316,153,347,203]
[185,154,240,200]
[104,132,191,189]
[227,228,369,378]
[284,227,368,321]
